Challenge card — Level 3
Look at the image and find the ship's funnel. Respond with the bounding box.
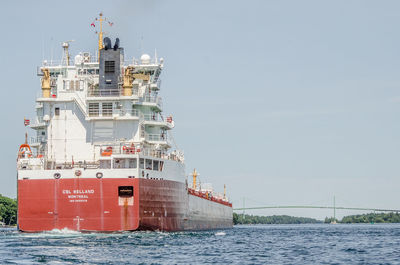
[103,37,112,50]
[99,38,124,96]
[114,38,120,51]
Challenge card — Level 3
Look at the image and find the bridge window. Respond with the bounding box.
[145,159,152,170]
[55,107,60,116]
[89,103,99,117]
[63,80,70,90]
[113,158,125,169]
[102,102,113,116]
[153,160,159,171]
[129,158,137,168]
[139,158,144,169]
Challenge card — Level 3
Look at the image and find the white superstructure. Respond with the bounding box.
[19,38,185,183]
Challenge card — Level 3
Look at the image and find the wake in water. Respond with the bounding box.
[15,228,83,239]
[47,228,81,235]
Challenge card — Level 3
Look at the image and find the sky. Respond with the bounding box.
[1,0,400,220]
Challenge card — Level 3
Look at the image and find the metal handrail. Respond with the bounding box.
[147,133,167,141]
[30,136,47,144]
[117,109,139,116]
[74,93,87,115]
[87,88,122,97]
[88,108,139,117]
[143,113,162,122]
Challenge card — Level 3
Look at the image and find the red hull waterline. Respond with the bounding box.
[18,178,233,232]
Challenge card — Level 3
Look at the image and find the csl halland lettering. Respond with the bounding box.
[62,189,95,194]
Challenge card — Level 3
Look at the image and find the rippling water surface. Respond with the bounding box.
[1,224,400,264]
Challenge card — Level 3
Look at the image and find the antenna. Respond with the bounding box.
[41,33,44,63]
[140,35,144,54]
[62,40,75,66]
[50,36,54,65]
[224,184,226,200]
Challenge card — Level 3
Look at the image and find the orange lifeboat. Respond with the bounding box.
[101,146,113,156]
[18,144,32,159]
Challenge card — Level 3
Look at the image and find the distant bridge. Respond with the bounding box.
[233,205,400,213]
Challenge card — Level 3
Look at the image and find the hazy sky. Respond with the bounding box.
[1,0,400,219]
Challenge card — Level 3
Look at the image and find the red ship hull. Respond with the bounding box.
[18,178,232,232]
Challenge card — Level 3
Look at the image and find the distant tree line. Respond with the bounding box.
[234,212,400,225]
[233,212,322,225]
[329,212,400,224]
[0,194,17,226]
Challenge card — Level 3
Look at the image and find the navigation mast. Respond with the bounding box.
[98,12,104,61]
[192,169,198,190]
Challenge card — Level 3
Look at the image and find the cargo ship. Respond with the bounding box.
[16,13,232,232]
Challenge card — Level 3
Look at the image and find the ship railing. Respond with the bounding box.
[143,95,157,103]
[142,95,162,108]
[39,60,63,67]
[87,88,122,97]
[140,148,167,159]
[117,109,139,117]
[36,88,58,99]
[40,57,99,67]
[87,108,139,117]
[140,149,183,162]
[87,87,139,97]
[77,68,99,76]
[187,188,232,206]
[99,144,166,157]
[130,58,161,66]
[73,93,88,116]
[143,113,163,122]
[98,144,181,162]
[147,133,167,142]
[29,136,47,144]
[99,143,137,156]
[29,116,45,125]
[51,161,100,170]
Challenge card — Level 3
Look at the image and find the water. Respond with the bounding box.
[1,224,400,264]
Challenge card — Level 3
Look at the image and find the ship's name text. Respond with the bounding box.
[62,189,95,194]
[62,189,94,203]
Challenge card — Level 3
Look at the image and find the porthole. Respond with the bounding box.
[54,173,61,179]
[96,172,103,179]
